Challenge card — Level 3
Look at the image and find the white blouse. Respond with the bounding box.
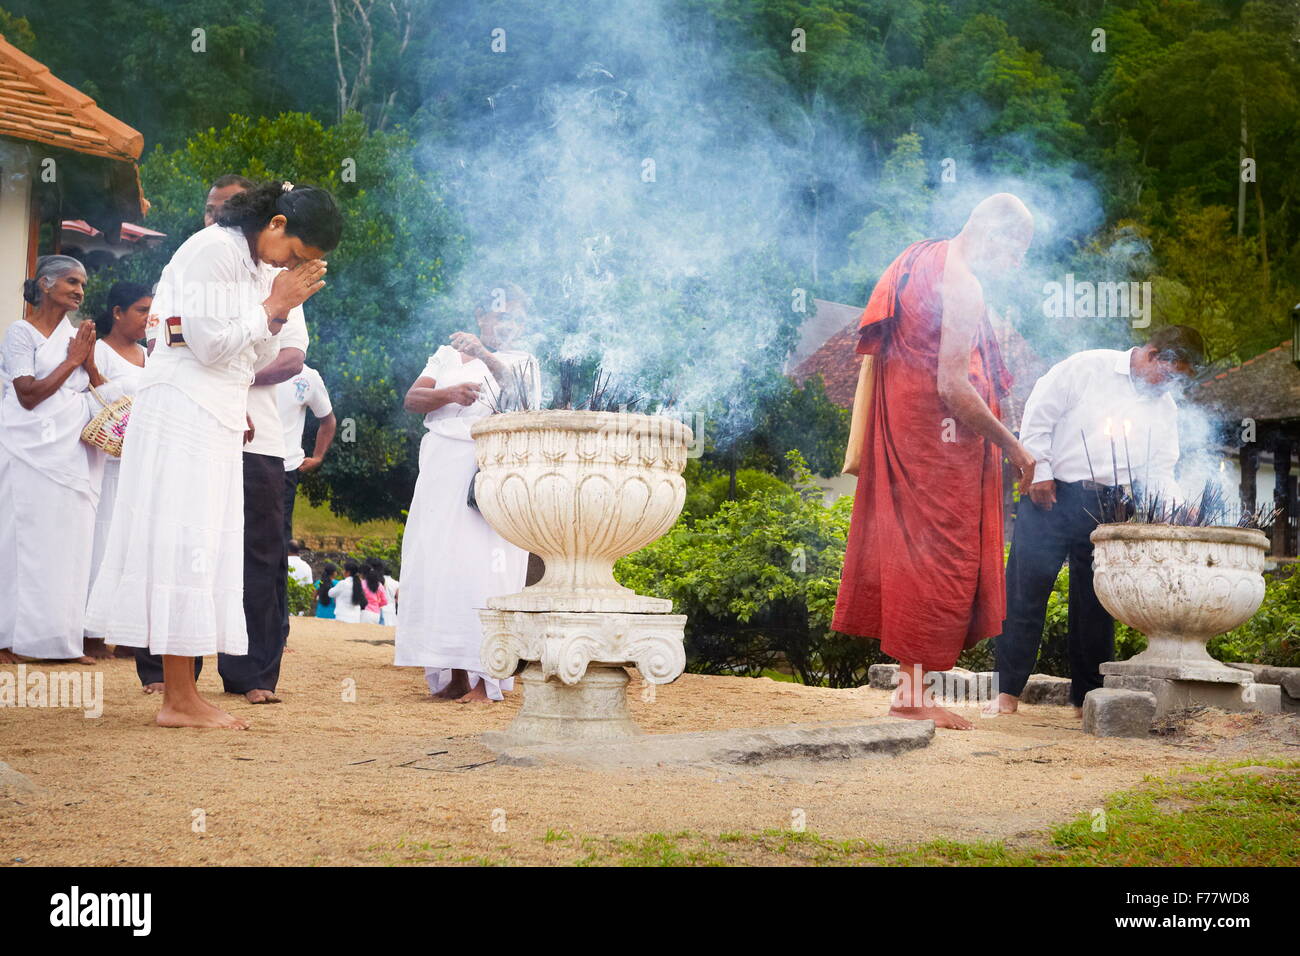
[420,345,540,442]
[143,224,282,431]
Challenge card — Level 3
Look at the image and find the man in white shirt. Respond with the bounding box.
[287,540,313,586]
[276,363,336,548]
[986,325,1205,716]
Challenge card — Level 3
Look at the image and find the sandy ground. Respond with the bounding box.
[1,617,1296,866]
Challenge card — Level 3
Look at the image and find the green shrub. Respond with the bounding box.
[288,575,318,617]
[617,451,887,687]
[1210,564,1300,667]
[681,467,795,523]
[349,533,404,578]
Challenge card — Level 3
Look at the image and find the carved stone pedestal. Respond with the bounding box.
[480,608,687,744]
[1091,524,1272,718]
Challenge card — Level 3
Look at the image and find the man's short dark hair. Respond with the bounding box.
[1147,325,1206,369]
[210,174,256,193]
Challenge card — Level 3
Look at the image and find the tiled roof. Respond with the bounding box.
[0,33,143,162]
[1187,341,1300,423]
[792,303,1047,429]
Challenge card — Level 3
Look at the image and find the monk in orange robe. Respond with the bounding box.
[833,194,1037,730]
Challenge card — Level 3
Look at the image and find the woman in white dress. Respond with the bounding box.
[0,256,126,665]
[86,180,342,729]
[327,560,366,623]
[83,281,151,660]
[394,290,540,702]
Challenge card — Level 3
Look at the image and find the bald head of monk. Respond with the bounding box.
[954,192,1034,278]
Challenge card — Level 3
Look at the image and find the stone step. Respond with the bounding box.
[482,718,934,769]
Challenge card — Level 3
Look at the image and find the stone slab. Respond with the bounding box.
[1103,674,1283,717]
[0,761,38,792]
[482,718,934,769]
[1021,674,1073,706]
[867,663,899,690]
[1226,663,1300,699]
[1100,659,1251,685]
[1083,688,1157,737]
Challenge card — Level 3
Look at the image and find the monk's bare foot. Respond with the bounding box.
[142,682,165,695]
[889,704,974,730]
[456,684,493,704]
[156,701,249,730]
[244,689,281,704]
[982,693,1019,716]
[0,649,19,664]
[113,645,136,659]
[83,639,114,660]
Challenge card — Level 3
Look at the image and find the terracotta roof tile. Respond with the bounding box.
[1187,341,1300,423]
[0,35,142,162]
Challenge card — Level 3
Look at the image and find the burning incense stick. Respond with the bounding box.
[1122,418,1134,490]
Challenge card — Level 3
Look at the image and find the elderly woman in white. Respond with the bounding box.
[395,288,540,703]
[0,256,127,665]
[86,180,341,730]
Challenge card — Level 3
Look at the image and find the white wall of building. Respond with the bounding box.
[0,142,34,337]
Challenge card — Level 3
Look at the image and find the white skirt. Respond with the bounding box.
[0,443,96,659]
[85,383,247,656]
[84,457,122,638]
[393,431,526,690]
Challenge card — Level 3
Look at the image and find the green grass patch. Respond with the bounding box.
[364,761,1297,866]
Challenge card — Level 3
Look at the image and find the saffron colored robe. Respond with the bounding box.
[832,239,1012,672]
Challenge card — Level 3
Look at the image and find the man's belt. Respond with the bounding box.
[1069,479,1130,494]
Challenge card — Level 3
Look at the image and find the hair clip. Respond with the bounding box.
[281,181,295,193]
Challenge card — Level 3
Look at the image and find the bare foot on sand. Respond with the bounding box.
[83,639,114,660]
[243,689,281,704]
[0,649,20,664]
[142,682,165,695]
[889,704,974,730]
[432,673,470,701]
[156,698,249,730]
[456,683,493,704]
[982,693,1019,716]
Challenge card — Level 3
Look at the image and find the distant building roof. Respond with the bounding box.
[1187,341,1300,424]
[791,303,1047,428]
[0,34,143,162]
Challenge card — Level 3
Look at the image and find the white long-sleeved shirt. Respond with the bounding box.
[142,224,283,432]
[1019,348,1181,499]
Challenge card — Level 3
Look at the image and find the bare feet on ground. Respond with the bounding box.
[244,689,281,704]
[0,649,20,664]
[889,704,974,730]
[83,639,114,660]
[982,693,1019,716]
[431,673,470,700]
[456,683,493,704]
[142,682,165,695]
[156,696,249,730]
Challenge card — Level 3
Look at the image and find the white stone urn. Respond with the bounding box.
[1091,524,1268,685]
[470,410,693,743]
[470,410,692,613]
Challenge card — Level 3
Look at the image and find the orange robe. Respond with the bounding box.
[832,239,1012,672]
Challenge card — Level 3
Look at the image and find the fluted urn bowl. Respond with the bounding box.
[471,410,693,613]
[1091,524,1268,683]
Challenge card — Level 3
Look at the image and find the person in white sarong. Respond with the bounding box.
[395,290,540,702]
[83,281,151,660]
[85,180,342,730]
[0,256,125,664]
